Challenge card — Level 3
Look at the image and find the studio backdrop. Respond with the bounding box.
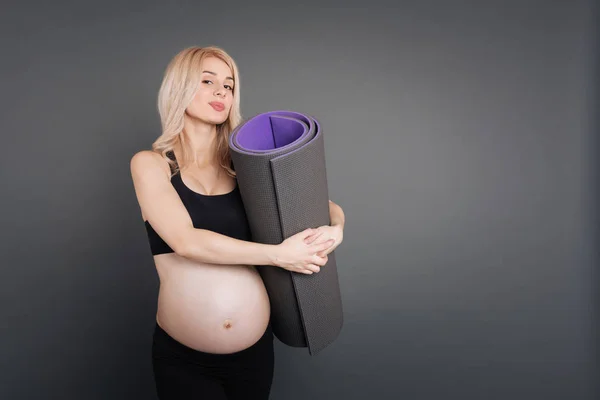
[1,1,598,399]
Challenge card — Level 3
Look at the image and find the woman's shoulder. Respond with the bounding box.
[130,150,172,179]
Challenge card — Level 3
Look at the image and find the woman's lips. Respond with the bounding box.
[209,102,225,111]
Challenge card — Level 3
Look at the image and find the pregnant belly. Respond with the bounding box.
[154,256,271,354]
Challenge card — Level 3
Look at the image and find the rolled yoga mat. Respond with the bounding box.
[228,110,344,355]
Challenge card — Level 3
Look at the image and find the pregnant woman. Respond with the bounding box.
[129,46,346,400]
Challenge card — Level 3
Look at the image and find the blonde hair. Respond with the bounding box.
[152,46,242,177]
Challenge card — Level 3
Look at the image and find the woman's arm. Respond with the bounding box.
[181,229,279,266]
[329,199,345,229]
[130,150,279,266]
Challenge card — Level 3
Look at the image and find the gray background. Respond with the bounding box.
[1,0,597,399]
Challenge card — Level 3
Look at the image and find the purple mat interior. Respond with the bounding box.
[236,114,306,150]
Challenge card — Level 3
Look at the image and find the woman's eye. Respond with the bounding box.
[202,80,233,91]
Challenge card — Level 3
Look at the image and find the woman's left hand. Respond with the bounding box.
[304,224,344,257]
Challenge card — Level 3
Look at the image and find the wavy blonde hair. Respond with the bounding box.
[152,46,242,178]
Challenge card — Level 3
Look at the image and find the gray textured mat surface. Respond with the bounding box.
[228,110,343,355]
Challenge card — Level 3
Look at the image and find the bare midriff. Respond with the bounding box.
[153,253,271,354]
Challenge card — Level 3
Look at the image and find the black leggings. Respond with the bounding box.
[152,321,275,400]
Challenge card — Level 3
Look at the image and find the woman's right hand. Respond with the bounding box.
[271,228,335,274]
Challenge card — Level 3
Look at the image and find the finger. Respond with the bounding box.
[299,228,315,240]
[312,255,328,266]
[302,228,316,237]
[304,233,315,244]
[314,239,335,252]
[304,231,324,244]
[317,249,329,258]
[312,235,332,246]
[305,264,321,273]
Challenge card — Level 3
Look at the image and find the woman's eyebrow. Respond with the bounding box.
[202,70,234,81]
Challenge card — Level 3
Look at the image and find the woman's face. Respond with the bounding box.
[186,56,235,125]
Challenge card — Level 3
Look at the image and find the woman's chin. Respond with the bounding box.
[199,115,228,125]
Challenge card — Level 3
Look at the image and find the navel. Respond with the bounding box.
[223,319,233,329]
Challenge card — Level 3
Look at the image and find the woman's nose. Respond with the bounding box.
[215,87,227,97]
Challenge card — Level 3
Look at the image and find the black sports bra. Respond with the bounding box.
[143,153,252,256]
